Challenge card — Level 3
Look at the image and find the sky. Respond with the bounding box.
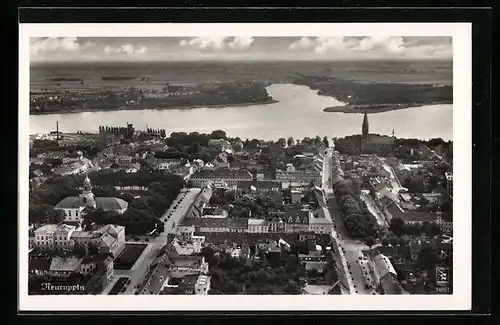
[30,36,452,62]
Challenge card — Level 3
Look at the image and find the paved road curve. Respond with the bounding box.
[101,187,201,295]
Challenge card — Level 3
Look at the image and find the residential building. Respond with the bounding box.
[299,247,327,272]
[298,232,316,242]
[236,180,282,194]
[308,189,334,234]
[268,217,286,233]
[385,201,438,225]
[185,183,213,219]
[29,230,36,250]
[71,224,126,257]
[29,256,52,276]
[368,252,406,294]
[189,168,252,188]
[194,275,211,295]
[436,213,453,234]
[34,224,76,251]
[48,257,84,278]
[201,206,228,218]
[179,218,249,234]
[276,170,321,187]
[247,218,268,233]
[445,172,453,196]
[290,190,303,204]
[284,210,311,233]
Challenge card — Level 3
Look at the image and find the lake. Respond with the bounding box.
[29,83,453,141]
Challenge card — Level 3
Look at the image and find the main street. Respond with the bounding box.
[102,187,201,295]
[323,146,378,295]
[322,146,357,294]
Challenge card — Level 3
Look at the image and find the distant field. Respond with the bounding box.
[30,60,453,92]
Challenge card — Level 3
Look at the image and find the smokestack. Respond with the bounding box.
[56,121,59,141]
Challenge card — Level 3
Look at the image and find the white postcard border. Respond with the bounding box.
[19,22,471,311]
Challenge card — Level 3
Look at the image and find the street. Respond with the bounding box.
[327,197,378,295]
[100,187,202,295]
[323,147,378,295]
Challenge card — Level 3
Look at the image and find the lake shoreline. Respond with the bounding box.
[29,99,279,116]
[323,100,453,114]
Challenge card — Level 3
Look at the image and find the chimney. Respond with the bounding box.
[56,121,59,141]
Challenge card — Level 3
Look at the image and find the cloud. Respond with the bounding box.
[314,37,347,55]
[289,37,315,50]
[104,44,147,55]
[179,37,254,50]
[227,37,255,49]
[30,37,94,56]
[288,36,452,59]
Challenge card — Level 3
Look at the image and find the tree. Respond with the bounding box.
[223,281,241,294]
[287,137,294,147]
[322,136,330,148]
[381,238,390,246]
[416,244,437,271]
[291,241,309,255]
[210,130,227,140]
[389,217,405,237]
[398,235,410,246]
[365,236,376,248]
[284,282,301,294]
[389,237,399,246]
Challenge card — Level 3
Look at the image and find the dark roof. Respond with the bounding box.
[54,197,82,209]
[191,168,252,179]
[54,196,128,210]
[237,180,283,192]
[387,203,437,223]
[367,134,395,145]
[29,257,52,272]
[377,245,411,261]
[181,218,248,229]
[142,264,170,295]
[95,197,128,210]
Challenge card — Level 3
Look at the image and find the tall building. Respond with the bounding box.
[54,174,129,224]
[362,111,369,141]
[80,173,96,209]
[360,111,395,154]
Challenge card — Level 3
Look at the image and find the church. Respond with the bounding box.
[360,111,396,154]
[54,174,129,225]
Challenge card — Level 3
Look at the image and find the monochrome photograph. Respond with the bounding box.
[19,23,471,311]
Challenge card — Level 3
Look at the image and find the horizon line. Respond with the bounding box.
[31,58,453,64]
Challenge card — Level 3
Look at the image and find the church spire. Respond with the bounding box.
[80,172,96,208]
[362,111,369,140]
[83,172,92,192]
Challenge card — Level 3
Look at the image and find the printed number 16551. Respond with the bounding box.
[436,287,450,293]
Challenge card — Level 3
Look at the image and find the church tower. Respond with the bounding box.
[80,172,96,209]
[362,111,369,140]
[361,111,369,153]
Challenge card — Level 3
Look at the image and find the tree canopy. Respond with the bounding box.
[333,180,381,239]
